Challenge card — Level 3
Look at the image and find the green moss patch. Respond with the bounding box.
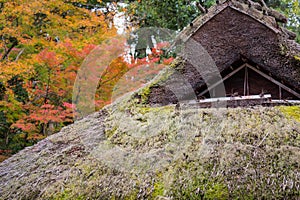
[278,106,300,122]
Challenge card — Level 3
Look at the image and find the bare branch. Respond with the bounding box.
[14,48,25,62]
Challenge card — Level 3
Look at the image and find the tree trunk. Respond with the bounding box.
[5,129,9,145]
[1,41,18,61]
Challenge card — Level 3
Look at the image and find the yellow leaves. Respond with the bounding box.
[0,61,33,82]
[292,0,299,13]
[0,27,22,39]
[0,0,111,46]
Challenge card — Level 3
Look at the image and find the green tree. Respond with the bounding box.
[266,0,300,42]
[123,0,299,41]
[125,0,201,31]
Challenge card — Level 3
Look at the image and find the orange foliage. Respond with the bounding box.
[0,0,175,155]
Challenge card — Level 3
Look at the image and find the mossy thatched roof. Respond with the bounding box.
[0,96,299,199]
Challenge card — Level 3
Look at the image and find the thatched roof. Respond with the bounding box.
[0,103,300,199]
[145,0,300,105]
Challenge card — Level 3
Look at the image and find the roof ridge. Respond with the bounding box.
[174,0,296,45]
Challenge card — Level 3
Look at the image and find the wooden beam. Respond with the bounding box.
[198,94,271,103]
[246,64,300,99]
[279,86,282,100]
[271,100,300,104]
[244,67,247,96]
[244,66,249,96]
[246,67,249,96]
[199,64,246,97]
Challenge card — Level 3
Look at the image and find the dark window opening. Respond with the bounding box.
[197,63,300,100]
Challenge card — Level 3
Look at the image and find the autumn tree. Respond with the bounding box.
[0,0,116,158]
